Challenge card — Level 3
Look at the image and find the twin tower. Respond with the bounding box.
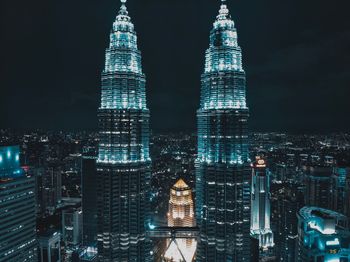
[96,0,251,261]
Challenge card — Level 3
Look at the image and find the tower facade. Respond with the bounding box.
[304,166,332,209]
[196,1,251,260]
[96,1,152,261]
[250,157,274,251]
[164,179,197,262]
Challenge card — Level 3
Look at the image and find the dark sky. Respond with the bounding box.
[1,0,350,133]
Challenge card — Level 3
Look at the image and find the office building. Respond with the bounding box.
[250,157,274,252]
[62,207,82,246]
[0,145,37,262]
[304,166,332,209]
[82,152,97,246]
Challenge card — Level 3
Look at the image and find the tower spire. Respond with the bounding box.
[119,0,127,14]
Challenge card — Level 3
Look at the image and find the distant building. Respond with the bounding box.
[346,172,350,220]
[62,207,82,246]
[331,165,350,215]
[0,145,37,262]
[81,153,97,246]
[250,156,274,253]
[164,179,196,261]
[272,183,304,262]
[297,206,350,261]
[304,166,332,209]
[38,230,61,262]
[196,1,251,260]
[42,160,62,215]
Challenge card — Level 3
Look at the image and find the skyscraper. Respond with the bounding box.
[0,145,37,262]
[96,0,152,261]
[164,179,196,262]
[196,0,251,260]
[62,207,82,247]
[82,152,98,246]
[272,183,304,262]
[250,156,274,252]
[331,164,349,215]
[304,166,332,209]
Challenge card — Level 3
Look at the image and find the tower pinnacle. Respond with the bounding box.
[121,0,126,3]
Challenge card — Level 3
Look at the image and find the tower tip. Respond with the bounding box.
[121,0,126,3]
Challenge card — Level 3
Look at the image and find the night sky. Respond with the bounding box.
[1,0,350,133]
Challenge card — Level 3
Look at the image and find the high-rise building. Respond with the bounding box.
[250,157,274,252]
[42,160,62,215]
[164,179,196,262]
[196,1,251,260]
[0,145,37,262]
[38,230,61,262]
[304,166,332,209]
[331,164,349,215]
[271,183,304,262]
[297,206,350,261]
[82,152,98,246]
[346,171,350,220]
[62,207,82,246]
[96,0,152,261]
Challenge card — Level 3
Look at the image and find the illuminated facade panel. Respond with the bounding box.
[196,3,251,260]
[96,1,152,261]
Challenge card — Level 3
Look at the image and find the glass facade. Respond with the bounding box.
[196,1,251,261]
[96,1,152,261]
[0,146,37,262]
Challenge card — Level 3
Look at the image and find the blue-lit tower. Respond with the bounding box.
[250,157,274,253]
[96,0,152,261]
[196,0,251,260]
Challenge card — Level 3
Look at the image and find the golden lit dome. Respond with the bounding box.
[173,178,189,189]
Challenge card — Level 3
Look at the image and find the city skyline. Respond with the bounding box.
[1,0,350,261]
[1,0,350,132]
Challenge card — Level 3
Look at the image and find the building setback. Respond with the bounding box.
[196,0,251,260]
[96,0,152,261]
